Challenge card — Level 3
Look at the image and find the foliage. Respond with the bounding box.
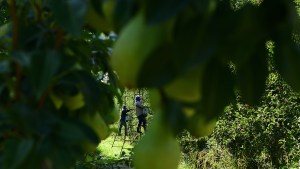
[1,0,300,168]
[179,41,300,168]
[110,5,300,169]
[0,1,121,169]
[215,73,300,168]
[188,72,300,168]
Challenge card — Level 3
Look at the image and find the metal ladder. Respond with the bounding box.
[111,113,143,156]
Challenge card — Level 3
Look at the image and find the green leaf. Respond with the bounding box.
[0,22,10,37]
[12,52,31,67]
[49,0,87,36]
[137,1,229,88]
[13,139,34,169]
[90,0,103,15]
[137,12,216,88]
[58,120,86,145]
[13,50,61,99]
[0,60,10,73]
[48,146,78,169]
[55,70,114,114]
[0,83,9,103]
[164,99,187,135]
[3,139,34,169]
[224,5,269,65]
[0,21,12,48]
[67,40,91,70]
[29,50,61,98]
[274,35,300,92]
[235,45,268,105]
[259,0,297,35]
[199,59,235,119]
[75,71,114,114]
[137,45,179,87]
[2,140,17,169]
[114,0,137,31]
[144,0,193,24]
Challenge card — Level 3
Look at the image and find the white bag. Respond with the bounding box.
[143,107,149,116]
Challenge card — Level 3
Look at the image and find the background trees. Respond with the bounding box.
[180,72,300,168]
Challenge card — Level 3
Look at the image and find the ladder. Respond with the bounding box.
[111,113,143,156]
[110,89,147,156]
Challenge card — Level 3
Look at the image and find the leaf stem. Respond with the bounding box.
[10,0,19,49]
[10,0,22,101]
[55,28,64,49]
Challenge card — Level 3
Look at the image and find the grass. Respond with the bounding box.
[97,133,134,158]
[96,133,195,169]
[76,122,195,169]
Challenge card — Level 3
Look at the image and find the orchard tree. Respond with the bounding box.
[0,0,300,169]
[0,1,122,169]
[111,0,300,168]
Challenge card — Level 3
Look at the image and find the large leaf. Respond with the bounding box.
[29,50,61,99]
[199,59,235,119]
[0,22,11,48]
[13,139,34,169]
[270,0,300,92]
[137,44,179,87]
[274,35,300,92]
[114,0,138,31]
[75,71,114,114]
[137,1,232,88]
[235,45,268,105]
[0,60,10,73]
[223,4,269,65]
[137,11,216,88]
[54,70,114,114]
[259,0,297,37]
[164,98,187,134]
[58,119,88,145]
[3,139,34,169]
[49,0,87,36]
[48,146,79,169]
[12,51,61,99]
[0,83,9,103]
[143,0,193,24]
[0,22,10,37]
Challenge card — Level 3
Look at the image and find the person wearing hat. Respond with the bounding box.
[135,95,146,133]
[118,105,132,136]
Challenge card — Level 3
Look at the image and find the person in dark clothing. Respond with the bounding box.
[135,95,146,133]
[118,105,132,136]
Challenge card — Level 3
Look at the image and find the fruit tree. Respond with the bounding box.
[0,0,300,169]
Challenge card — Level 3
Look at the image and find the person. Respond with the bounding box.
[118,105,132,136]
[135,95,146,133]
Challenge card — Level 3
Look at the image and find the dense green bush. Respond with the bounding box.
[179,40,300,169]
[189,72,300,168]
[217,73,300,168]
